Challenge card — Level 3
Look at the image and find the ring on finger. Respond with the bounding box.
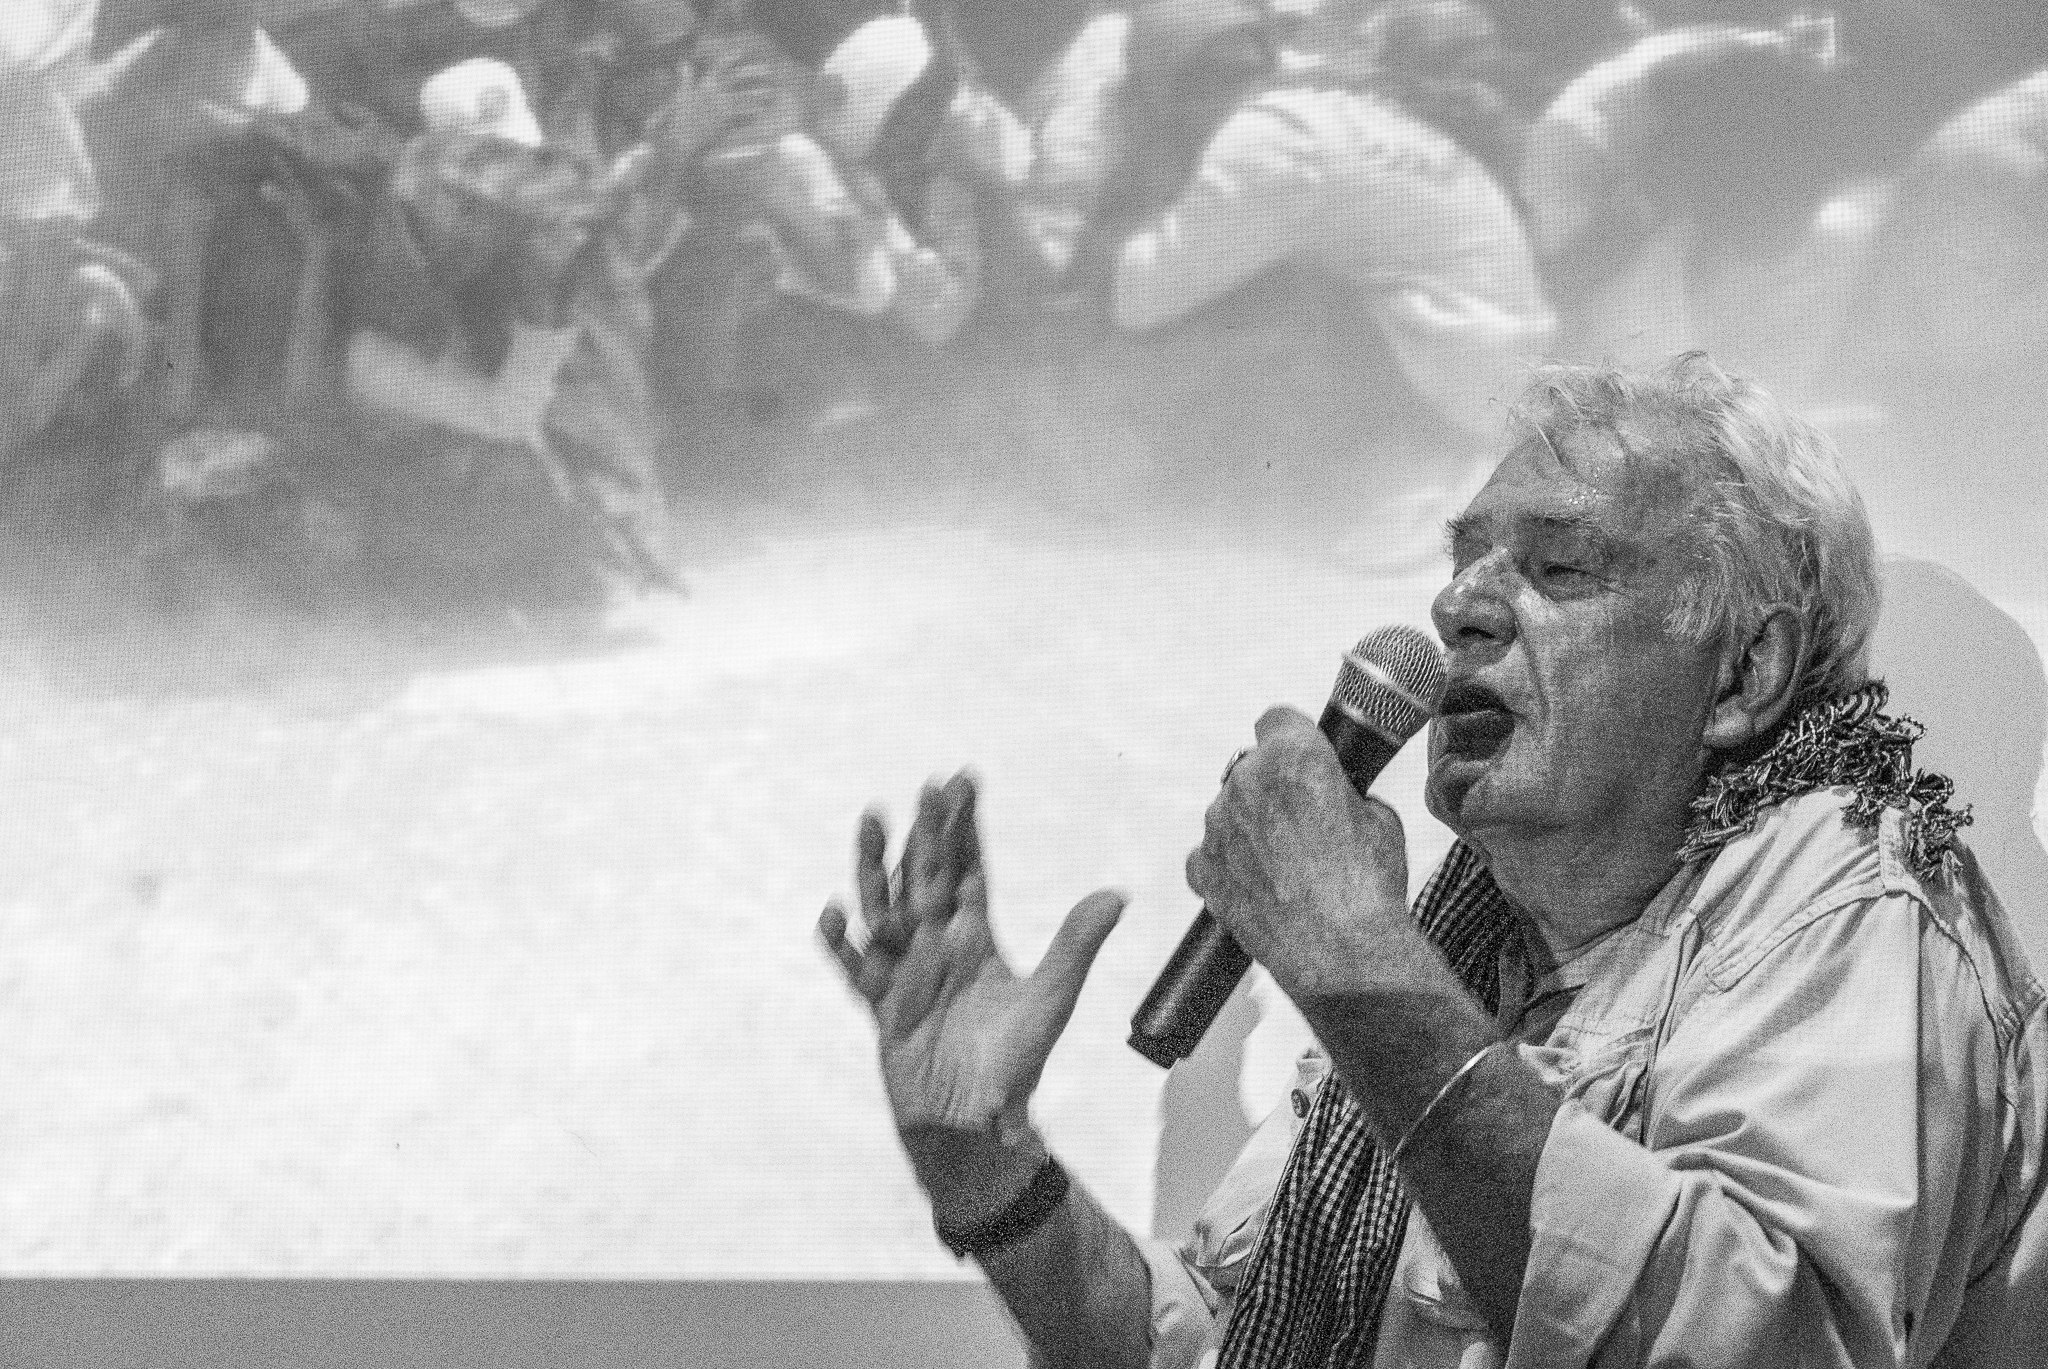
[1221,747,1252,785]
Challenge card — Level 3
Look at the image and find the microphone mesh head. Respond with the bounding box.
[1332,624,1446,743]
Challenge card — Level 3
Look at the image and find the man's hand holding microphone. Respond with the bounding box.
[1184,705,1418,1013]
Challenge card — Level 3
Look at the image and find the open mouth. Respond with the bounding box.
[1435,679,1515,757]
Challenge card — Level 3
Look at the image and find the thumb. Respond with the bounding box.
[1353,791,1407,838]
[1020,889,1127,1045]
[1252,703,1316,745]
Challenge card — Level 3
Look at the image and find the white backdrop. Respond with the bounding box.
[3,2,2047,1280]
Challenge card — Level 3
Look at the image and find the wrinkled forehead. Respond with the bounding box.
[1456,424,1708,569]
[1499,412,1713,529]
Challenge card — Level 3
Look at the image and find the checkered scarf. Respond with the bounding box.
[1214,839,1518,1369]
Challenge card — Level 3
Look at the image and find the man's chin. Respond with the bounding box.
[1426,712,1518,829]
[1424,753,1494,830]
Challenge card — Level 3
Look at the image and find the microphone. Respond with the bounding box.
[1127,625,1448,1068]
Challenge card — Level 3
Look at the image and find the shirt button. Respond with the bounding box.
[1291,1088,1311,1117]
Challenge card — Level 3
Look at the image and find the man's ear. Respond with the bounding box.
[1703,605,1808,751]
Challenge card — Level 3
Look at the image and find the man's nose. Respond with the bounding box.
[1431,554,1516,656]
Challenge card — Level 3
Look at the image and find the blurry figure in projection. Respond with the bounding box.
[0,60,152,464]
[343,56,677,589]
[664,7,1032,429]
[0,0,108,102]
[808,11,1033,347]
[1628,0,2048,167]
[1465,0,1636,114]
[1515,12,1862,389]
[1831,69,2048,397]
[1005,6,1130,285]
[739,10,1007,429]
[740,0,889,72]
[745,0,1098,108]
[74,0,312,427]
[1093,0,1555,439]
[264,0,591,140]
[1870,558,2048,979]
[640,6,893,422]
[582,0,705,151]
[1286,0,1528,202]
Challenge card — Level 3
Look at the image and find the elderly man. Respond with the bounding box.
[821,354,2048,1368]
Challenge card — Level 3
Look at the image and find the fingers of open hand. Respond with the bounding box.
[855,809,905,953]
[818,899,892,1006]
[883,916,954,1033]
[820,896,953,1040]
[945,866,998,963]
[903,773,980,932]
[944,772,983,882]
[836,774,986,1014]
[1018,887,1127,1058]
[899,781,951,929]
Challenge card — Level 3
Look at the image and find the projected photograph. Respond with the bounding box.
[1,0,2043,1340]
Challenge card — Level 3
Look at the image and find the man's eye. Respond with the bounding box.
[1541,563,1594,584]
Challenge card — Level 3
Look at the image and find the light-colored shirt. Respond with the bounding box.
[0,0,95,93]
[1011,10,1131,278]
[1111,82,1555,437]
[861,170,983,347]
[1854,68,2048,376]
[1141,787,2048,1368]
[1515,22,1825,264]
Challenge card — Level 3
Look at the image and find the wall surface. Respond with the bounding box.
[0,1281,1029,1369]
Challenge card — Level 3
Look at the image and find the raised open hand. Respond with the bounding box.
[819,772,1125,1143]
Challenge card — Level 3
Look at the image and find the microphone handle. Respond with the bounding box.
[1126,706,1405,1067]
[1127,909,1250,1068]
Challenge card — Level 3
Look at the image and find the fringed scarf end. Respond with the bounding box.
[1677,682,1972,879]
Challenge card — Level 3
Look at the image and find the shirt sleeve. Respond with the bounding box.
[945,81,1035,191]
[1112,98,1327,333]
[1506,891,1970,1368]
[883,174,981,347]
[1013,10,1131,277]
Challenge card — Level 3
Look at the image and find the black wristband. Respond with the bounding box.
[933,1154,1070,1259]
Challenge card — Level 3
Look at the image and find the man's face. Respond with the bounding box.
[1424,431,1726,855]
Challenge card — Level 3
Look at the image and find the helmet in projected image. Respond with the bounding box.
[814,13,934,164]
[451,0,551,28]
[419,56,545,147]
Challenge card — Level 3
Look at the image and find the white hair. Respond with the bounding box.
[1507,352,1880,704]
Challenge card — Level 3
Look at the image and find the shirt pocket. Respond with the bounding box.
[1519,1026,1655,1144]
[1189,1049,1332,1286]
[1379,1210,1505,1369]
